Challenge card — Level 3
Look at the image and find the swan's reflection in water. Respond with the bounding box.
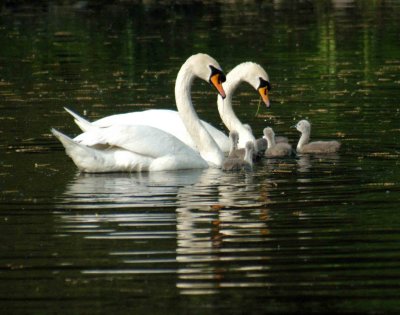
[57,168,275,295]
[60,169,207,209]
[175,170,271,294]
[56,154,348,295]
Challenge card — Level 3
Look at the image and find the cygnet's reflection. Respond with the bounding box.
[296,153,341,174]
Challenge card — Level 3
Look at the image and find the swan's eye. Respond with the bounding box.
[258,77,271,91]
[209,65,226,98]
[209,65,226,83]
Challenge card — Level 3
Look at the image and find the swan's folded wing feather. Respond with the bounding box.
[73,124,205,160]
[91,109,230,153]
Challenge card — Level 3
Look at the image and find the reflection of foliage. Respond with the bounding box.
[0,1,399,136]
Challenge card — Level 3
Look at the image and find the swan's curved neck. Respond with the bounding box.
[175,63,223,167]
[216,65,257,151]
[297,129,310,149]
[217,68,245,132]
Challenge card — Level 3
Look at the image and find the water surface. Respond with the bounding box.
[1,1,400,314]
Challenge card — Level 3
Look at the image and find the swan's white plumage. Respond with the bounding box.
[52,125,208,172]
[68,108,230,153]
[218,62,270,151]
[65,62,270,153]
[53,53,226,172]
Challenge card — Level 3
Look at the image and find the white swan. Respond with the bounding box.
[52,53,227,172]
[217,62,270,151]
[65,62,270,153]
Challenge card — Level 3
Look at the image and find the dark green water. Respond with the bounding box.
[1,1,399,314]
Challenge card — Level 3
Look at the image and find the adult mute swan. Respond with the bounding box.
[295,120,341,154]
[64,62,271,153]
[52,53,227,172]
[217,62,270,151]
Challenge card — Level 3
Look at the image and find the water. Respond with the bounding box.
[1,1,400,314]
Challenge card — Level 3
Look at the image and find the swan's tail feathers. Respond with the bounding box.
[51,128,101,172]
[64,107,92,132]
[51,128,78,150]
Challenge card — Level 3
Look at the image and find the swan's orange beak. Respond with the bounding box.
[210,73,226,99]
[258,87,270,108]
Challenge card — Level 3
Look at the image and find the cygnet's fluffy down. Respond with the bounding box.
[263,127,293,157]
[222,140,254,171]
[295,120,341,154]
[244,124,288,153]
[227,130,245,159]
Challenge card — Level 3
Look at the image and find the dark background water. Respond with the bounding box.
[1,1,399,314]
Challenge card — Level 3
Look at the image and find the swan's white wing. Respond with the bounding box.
[52,128,153,172]
[88,109,230,152]
[74,124,206,161]
[53,127,209,172]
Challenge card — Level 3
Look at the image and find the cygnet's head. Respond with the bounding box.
[245,141,255,153]
[262,127,275,140]
[185,53,226,98]
[295,120,311,133]
[229,130,239,144]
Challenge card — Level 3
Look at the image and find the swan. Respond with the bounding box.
[222,141,254,172]
[263,127,293,158]
[64,62,271,153]
[217,62,270,151]
[52,53,227,172]
[295,120,341,154]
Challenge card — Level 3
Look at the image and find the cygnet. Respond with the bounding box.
[295,120,341,154]
[263,127,293,157]
[222,141,254,171]
[227,130,245,159]
[243,124,288,153]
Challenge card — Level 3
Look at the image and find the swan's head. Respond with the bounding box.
[232,62,271,108]
[187,53,226,99]
[263,127,275,140]
[295,120,311,133]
